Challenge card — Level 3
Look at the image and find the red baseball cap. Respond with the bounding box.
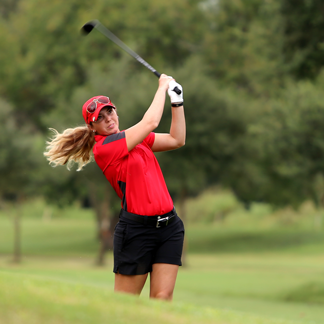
[82,96,116,124]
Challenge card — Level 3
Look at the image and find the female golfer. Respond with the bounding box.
[44,74,185,300]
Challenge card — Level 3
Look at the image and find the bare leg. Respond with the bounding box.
[114,273,148,295]
[149,263,179,300]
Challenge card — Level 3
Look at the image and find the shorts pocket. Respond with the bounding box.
[114,222,128,252]
[176,216,185,234]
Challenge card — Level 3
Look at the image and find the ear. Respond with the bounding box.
[87,124,95,132]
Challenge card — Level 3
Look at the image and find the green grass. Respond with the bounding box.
[0,217,98,256]
[1,193,324,323]
[184,188,324,231]
[283,282,324,304]
[186,226,324,254]
[1,254,324,324]
[0,263,309,324]
[176,254,324,323]
[1,217,324,257]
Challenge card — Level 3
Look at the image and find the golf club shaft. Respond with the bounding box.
[95,22,161,77]
[82,20,181,95]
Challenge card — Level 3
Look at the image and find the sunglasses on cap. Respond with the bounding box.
[86,96,114,114]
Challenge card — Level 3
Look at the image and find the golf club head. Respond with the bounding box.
[81,20,99,35]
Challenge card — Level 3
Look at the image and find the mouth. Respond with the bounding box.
[107,123,115,129]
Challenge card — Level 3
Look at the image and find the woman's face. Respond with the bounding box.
[90,107,119,136]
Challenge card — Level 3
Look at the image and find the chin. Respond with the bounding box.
[107,129,118,135]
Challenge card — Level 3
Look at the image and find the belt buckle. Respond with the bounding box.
[156,216,169,228]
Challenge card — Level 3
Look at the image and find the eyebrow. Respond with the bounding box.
[99,108,113,115]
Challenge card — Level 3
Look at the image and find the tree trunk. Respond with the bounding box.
[97,210,110,266]
[314,213,322,231]
[12,195,22,264]
[87,182,113,266]
[313,173,324,231]
[178,186,187,267]
[87,182,103,241]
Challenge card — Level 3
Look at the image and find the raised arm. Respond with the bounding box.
[124,74,173,151]
[151,81,186,152]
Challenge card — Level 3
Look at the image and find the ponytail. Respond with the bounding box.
[44,125,95,171]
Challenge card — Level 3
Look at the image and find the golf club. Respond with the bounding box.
[81,19,182,95]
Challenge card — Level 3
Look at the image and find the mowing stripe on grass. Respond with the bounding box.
[0,271,300,324]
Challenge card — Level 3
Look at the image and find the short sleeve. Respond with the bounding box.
[143,132,155,148]
[93,131,128,172]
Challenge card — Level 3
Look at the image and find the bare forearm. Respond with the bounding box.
[125,74,173,151]
[142,88,167,128]
[170,106,186,147]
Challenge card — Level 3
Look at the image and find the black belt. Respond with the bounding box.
[119,207,177,228]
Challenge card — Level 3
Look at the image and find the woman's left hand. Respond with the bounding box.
[168,80,183,104]
[158,74,174,91]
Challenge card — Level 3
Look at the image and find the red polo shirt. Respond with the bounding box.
[93,131,174,216]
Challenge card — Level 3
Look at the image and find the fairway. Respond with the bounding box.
[1,253,324,324]
[1,212,324,324]
[0,268,302,324]
[176,254,324,323]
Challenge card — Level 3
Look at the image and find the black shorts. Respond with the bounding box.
[113,210,185,275]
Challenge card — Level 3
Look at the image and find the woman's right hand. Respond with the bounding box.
[158,74,174,91]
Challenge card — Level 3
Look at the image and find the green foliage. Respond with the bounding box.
[246,73,324,207]
[202,0,285,94]
[2,0,324,211]
[0,0,206,129]
[0,0,19,19]
[0,98,43,198]
[0,0,209,208]
[281,0,324,79]
[184,187,241,223]
[156,56,260,199]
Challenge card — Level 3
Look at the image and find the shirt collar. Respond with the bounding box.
[94,130,123,143]
[94,134,106,143]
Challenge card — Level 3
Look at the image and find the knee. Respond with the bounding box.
[151,291,173,301]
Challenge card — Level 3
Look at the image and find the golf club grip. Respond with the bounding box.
[173,87,182,95]
[153,71,181,95]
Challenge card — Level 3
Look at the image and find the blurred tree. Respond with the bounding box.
[0,98,43,263]
[0,0,95,129]
[0,0,206,129]
[281,0,324,80]
[205,70,324,213]
[252,73,324,208]
[0,0,208,263]
[201,0,285,95]
[3,0,324,260]
[0,0,19,18]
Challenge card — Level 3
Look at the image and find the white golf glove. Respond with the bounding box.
[168,80,183,104]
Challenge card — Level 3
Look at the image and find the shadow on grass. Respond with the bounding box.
[281,282,324,305]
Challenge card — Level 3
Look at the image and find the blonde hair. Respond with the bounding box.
[44,125,95,171]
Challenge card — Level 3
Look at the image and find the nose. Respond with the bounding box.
[103,112,112,122]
